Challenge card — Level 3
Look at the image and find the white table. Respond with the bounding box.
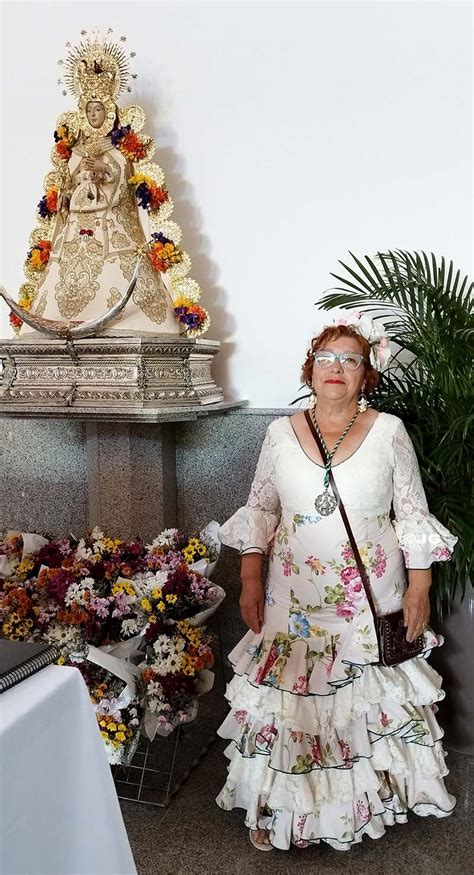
[0,665,136,875]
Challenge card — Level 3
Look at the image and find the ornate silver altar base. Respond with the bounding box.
[0,335,224,413]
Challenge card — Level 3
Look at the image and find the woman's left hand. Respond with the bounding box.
[403,584,431,641]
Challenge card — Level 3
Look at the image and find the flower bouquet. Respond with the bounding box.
[0,523,224,761]
[141,618,215,739]
[77,660,142,765]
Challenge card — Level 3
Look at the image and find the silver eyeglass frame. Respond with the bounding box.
[312,349,368,371]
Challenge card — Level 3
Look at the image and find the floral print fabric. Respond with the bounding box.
[216,414,457,850]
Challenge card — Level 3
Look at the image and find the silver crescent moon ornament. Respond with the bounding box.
[0,255,142,339]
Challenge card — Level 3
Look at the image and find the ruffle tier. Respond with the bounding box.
[229,623,442,698]
[216,638,455,850]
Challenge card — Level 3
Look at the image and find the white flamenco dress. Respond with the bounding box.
[216,413,457,851]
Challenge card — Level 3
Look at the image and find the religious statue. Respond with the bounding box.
[6,29,209,338]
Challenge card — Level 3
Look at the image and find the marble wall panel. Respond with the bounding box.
[0,418,88,536]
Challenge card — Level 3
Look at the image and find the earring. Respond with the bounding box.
[357,389,369,413]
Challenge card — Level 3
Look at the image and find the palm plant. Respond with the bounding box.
[317,250,473,614]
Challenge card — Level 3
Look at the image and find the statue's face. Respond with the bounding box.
[86,101,106,129]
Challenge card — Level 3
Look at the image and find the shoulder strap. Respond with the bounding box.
[303,409,378,621]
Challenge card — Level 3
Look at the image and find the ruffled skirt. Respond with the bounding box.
[216,628,456,851]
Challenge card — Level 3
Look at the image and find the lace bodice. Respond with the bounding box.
[219,413,457,568]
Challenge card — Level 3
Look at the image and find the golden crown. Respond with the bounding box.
[58,28,137,101]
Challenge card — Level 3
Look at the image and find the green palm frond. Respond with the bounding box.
[318,250,473,615]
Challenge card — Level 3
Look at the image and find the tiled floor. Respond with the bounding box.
[120,739,473,875]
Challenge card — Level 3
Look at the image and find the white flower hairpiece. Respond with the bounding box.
[332,310,392,371]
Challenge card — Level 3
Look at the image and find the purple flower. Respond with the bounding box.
[135,182,151,209]
[111,125,131,146]
[90,596,110,619]
[38,195,50,218]
[151,232,171,245]
[111,592,131,618]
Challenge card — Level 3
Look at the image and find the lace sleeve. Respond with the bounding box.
[391,420,457,568]
[219,425,281,555]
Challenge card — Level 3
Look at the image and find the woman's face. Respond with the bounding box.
[311,335,366,405]
[86,101,106,129]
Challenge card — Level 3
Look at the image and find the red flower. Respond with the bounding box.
[9,312,23,330]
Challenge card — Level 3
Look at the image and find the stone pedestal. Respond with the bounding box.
[0,335,224,412]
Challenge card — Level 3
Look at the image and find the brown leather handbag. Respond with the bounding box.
[304,410,425,666]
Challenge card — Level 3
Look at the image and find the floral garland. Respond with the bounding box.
[128,173,169,211]
[38,187,59,220]
[0,525,223,762]
[111,125,152,162]
[54,124,77,161]
[26,240,52,272]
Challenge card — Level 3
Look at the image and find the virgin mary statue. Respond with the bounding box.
[9,30,209,338]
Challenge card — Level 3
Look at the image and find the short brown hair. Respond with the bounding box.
[301,325,380,394]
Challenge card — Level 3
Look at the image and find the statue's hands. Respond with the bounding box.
[80,157,96,173]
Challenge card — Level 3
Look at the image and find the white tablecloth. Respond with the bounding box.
[0,665,136,875]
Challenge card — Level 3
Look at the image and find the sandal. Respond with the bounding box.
[249,829,274,851]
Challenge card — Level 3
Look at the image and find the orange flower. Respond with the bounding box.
[4,588,33,617]
[56,141,72,160]
[149,185,169,210]
[120,131,148,161]
[45,188,58,212]
[56,607,89,626]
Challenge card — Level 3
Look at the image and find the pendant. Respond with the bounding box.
[314,490,337,516]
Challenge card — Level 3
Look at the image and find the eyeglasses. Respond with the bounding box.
[312,350,367,371]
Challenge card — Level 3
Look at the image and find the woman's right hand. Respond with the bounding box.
[240,579,265,633]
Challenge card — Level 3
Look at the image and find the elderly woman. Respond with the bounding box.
[216,314,457,852]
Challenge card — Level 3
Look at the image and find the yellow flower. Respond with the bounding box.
[157,601,166,613]
[17,558,34,574]
[100,731,109,739]
[149,615,157,624]
[197,545,206,556]
[165,593,177,604]
[141,598,152,612]
[118,723,127,731]
[57,656,65,665]
[108,722,117,732]
[99,720,107,727]
[151,587,162,600]
[115,731,126,742]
